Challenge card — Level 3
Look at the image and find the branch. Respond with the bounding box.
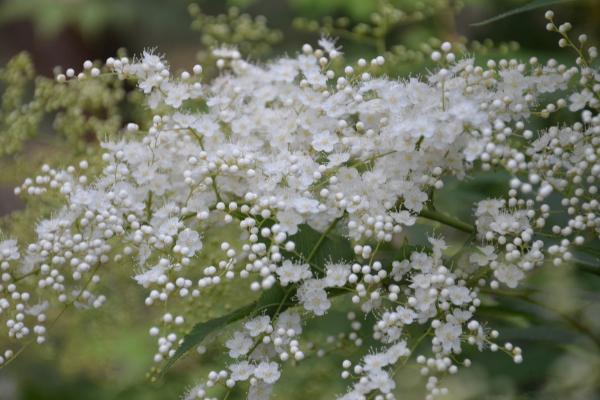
[418,208,475,234]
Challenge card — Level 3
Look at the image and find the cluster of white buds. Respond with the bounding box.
[1,10,598,400]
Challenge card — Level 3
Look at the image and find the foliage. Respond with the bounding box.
[0,0,189,39]
[0,52,133,156]
[189,4,282,60]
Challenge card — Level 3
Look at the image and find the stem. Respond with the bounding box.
[441,81,446,111]
[420,209,600,275]
[574,259,600,277]
[418,208,475,234]
[305,217,341,263]
[1,263,102,369]
[145,190,153,222]
[486,289,600,351]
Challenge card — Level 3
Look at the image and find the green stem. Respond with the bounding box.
[485,289,600,351]
[572,258,600,277]
[420,209,600,275]
[418,208,475,234]
[145,190,153,222]
[1,262,102,370]
[305,217,341,263]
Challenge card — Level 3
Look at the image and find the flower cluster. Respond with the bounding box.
[0,10,598,400]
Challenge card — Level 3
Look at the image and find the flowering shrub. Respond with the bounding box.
[1,9,599,400]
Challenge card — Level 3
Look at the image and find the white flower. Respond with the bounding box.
[141,50,164,70]
[470,245,497,266]
[411,252,434,273]
[276,260,312,286]
[318,36,341,57]
[225,331,253,358]
[447,286,472,306]
[139,72,163,94]
[414,288,437,314]
[253,361,281,384]
[448,309,473,324]
[175,229,203,256]
[245,316,271,337]
[385,341,410,363]
[363,353,388,372]
[156,217,182,238]
[338,391,368,400]
[276,209,303,235]
[311,130,339,153]
[476,199,505,217]
[390,210,416,226]
[26,301,48,316]
[298,280,331,315]
[435,322,462,354]
[325,263,350,287]
[410,273,432,289]
[410,117,436,139]
[327,152,350,167]
[182,383,205,400]
[403,188,428,212]
[248,381,273,400]
[428,236,447,260]
[395,306,417,324]
[275,311,302,334]
[133,263,167,287]
[270,58,299,83]
[499,69,529,96]
[569,89,594,111]
[229,361,255,381]
[291,197,320,214]
[367,369,396,394]
[463,138,485,162]
[0,239,19,261]
[391,260,410,281]
[495,263,525,288]
[302,291,331,315]
[164,82,190,108]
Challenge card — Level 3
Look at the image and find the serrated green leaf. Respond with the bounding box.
[471,0,577,27]
[161,301,255,373]
[163,223,350,373]
[286,222,354,277]
[162,284,297,373]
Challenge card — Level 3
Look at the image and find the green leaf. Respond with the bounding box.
[162,284,297,373]
[286,222,354,277]
[161,301,255,373]
[163,223,350,373]
[500,325,578,343]
[470,0,577,27]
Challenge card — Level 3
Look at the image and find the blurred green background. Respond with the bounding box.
[0,0,599,399]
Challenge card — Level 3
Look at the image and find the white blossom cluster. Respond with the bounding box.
[1,11,599,400]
